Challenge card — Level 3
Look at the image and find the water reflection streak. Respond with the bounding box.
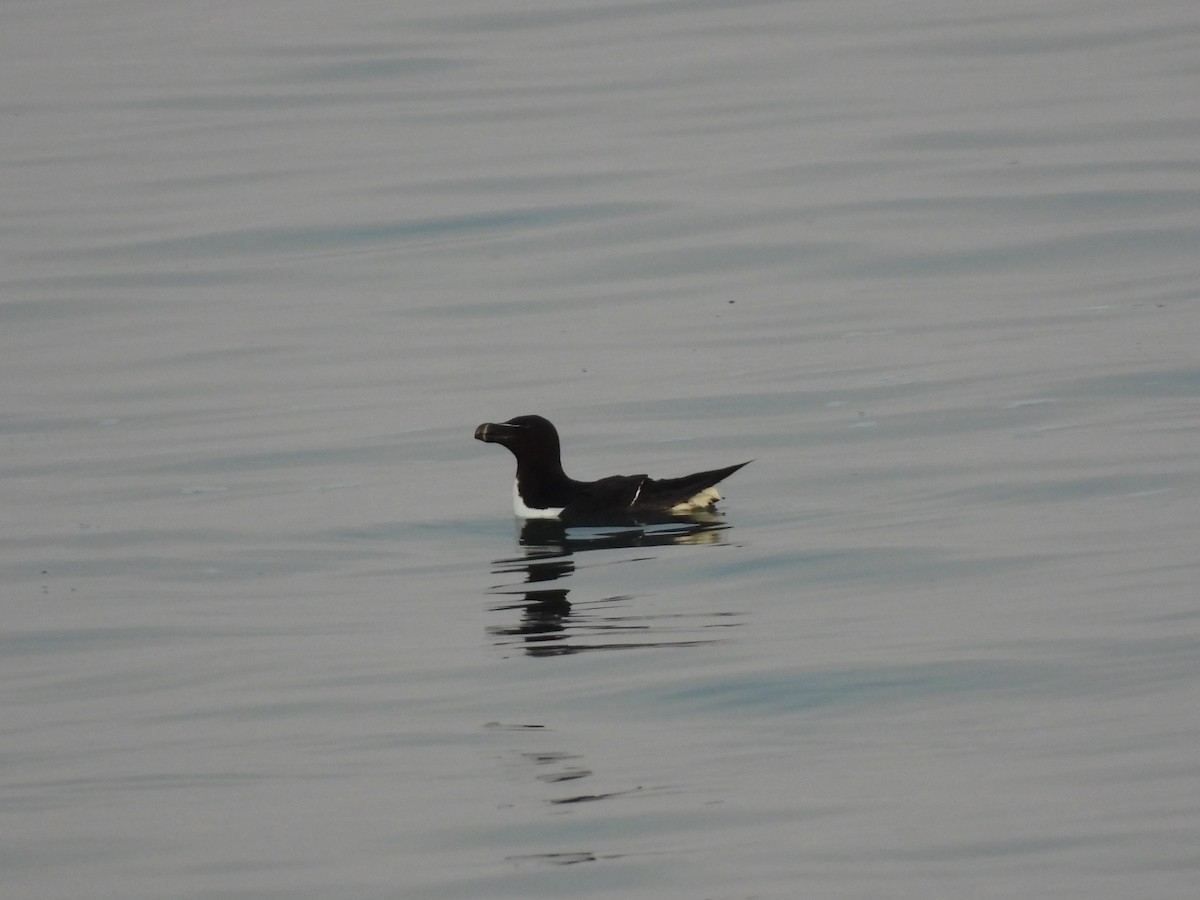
[486,515,743,657]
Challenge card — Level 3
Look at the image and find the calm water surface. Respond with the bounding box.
[4,1,1199,898]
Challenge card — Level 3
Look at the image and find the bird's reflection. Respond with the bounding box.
[516,513,729,552]
[487,514,741,656]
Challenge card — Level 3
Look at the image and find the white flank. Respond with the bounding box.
[513,481,565,519]
[669,486,721,513]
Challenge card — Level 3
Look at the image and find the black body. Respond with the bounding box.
[474,414,748,520]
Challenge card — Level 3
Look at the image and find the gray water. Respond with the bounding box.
[4,1,1199,897]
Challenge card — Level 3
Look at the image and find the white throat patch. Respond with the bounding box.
[513,480,565,519]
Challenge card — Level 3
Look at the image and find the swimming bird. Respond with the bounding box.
[474,414,749,520]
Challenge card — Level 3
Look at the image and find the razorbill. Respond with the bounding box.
[474,414,749,520]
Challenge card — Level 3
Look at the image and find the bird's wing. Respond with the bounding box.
[564,474,649,515]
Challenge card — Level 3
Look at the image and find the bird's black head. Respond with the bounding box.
[474,415,561,461]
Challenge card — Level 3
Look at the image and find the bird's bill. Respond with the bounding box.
[474,421,521,443]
